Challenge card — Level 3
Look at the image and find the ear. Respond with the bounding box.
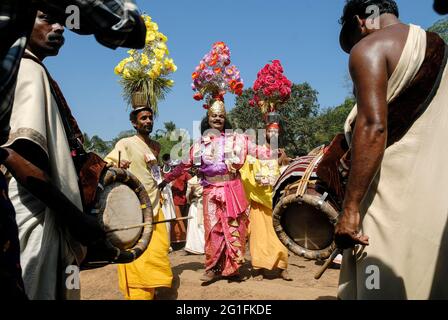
[354,15,370,34]
[131,121,137,129]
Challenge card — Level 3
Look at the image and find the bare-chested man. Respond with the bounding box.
[335,0,448,299]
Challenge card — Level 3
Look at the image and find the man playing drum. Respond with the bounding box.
[240,118,292,281]
[105,106,173,300]
[0,0,146,300]
[1,11,107,300]
[335,0,448,299]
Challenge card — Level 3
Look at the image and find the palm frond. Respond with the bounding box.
[120,70,172,117]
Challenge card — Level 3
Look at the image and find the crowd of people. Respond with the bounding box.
[1,0,448,301]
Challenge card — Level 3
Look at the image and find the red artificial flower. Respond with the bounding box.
[263,87,272,96]
[193,92,204,101]
[249,99,256,107]
[203,104,210,110]
[233,82,244,91]
[192,72,199,80]
[280,86,291,98]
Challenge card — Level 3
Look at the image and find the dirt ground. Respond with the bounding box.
[80,247,340,300]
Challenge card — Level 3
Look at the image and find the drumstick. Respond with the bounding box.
[118,151,121,169]
[314,248,343,280]
[105,216,193,233]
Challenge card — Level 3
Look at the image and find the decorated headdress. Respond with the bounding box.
[114,14,177,117]
[249,60,293,129]
[191,41,244,115]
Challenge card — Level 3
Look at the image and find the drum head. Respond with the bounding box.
[281,202,335,251]
[100,182,143,250]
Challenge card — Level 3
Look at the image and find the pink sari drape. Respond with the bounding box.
[203,179,249,276]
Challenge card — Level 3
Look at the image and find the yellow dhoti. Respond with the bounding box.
[105,136,173,300]
[240,153,288,271]
[118,208,172,300]
[249,201,288,270]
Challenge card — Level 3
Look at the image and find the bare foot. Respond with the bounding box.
[253,269,264,281]
[225,273,245,282]
[280,269,293,281]
[200,271,217,282]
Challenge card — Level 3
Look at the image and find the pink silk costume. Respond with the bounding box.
[164,132,249,276]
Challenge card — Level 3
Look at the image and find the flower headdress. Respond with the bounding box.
[191,41,244,112]
[114,14,177,116]
[250,60,292,129]
[249,60,292,114]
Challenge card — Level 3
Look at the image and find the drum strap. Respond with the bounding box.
[294,149,325,198]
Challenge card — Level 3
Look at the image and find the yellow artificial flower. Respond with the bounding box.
[114,65,122,75]
[148,69,159,79]
[154,61,163,72]
[156,48,167,60]
[114,60,127,75]
[140,53,149,66]
[122,56,133,64]
[143,15,151,24]
[165,58,178,73]
[123,68,131,79]
[146,32,156,43]
[158,32,168,43]
[127,49,136,55]
[163,58,174,71]
[158,43,168,54]
[167,80,175,87]
[150,22,159,31]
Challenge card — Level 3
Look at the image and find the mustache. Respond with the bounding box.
[48,33,65,44]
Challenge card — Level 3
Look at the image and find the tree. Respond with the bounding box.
[111,130,135,147]
[83,133,111,157]
[428,18,448,43]
[229,83,320,157]
[313,97,355,146]
[155,121,177,139]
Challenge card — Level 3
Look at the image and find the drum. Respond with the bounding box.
[81,167,153,269]
[272,149,341,260]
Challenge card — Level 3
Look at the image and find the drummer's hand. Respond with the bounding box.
[69,214,105,246]
[334,208,369,250]
[157,180,167,191]
[120,160,131,169]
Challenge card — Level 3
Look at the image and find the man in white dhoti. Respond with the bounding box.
[184,170,205,255]
[2,11,103,300]
[335,0,448,299]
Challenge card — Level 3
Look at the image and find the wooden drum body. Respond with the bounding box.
[82,167,153,269]
[272,150,341,260]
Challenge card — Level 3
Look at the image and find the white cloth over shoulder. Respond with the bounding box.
[4,53,85,300]
[339,25,448,300]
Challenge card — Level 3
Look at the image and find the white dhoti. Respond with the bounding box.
[339,25,448,300]
[4,53,85,300]
[184,176,205,254]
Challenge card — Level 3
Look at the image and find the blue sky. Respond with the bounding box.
[45,0,441,141]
